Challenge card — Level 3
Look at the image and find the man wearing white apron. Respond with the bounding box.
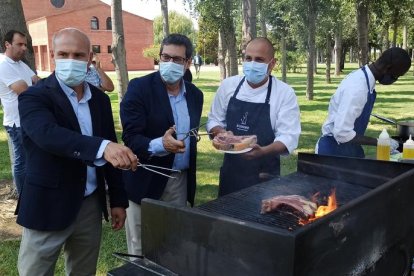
[207,37,301,197]
[316,47,411,158]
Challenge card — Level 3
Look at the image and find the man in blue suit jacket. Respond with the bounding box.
[17,28,138,276]
[121,34,203,256]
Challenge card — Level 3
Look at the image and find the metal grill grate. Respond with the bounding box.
[197,172,371,231]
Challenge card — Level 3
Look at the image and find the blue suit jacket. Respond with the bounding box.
[120,72,203,206]
[17,73,128,231]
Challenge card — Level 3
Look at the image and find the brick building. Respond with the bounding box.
[22,0,154,71]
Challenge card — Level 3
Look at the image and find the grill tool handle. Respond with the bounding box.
[371,113,397,125]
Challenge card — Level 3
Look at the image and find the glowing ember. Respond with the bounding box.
[300,189,337,225]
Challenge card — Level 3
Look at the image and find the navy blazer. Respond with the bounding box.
[120,72,203,206]
[17,73,128,231]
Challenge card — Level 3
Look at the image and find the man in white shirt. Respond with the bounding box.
[207,37,301,196]
[316,47,411,158]
[0,30,40,196]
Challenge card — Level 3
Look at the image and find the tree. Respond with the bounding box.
[195,0,239,79]
[306,0,317,100]
[356,0,369,65]
[111,0,129,100]
[153,11,195,45]
[160,0,169,37]
[241,0,257,53]
[0,0,36,71]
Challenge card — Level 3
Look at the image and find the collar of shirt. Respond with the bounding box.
[4,55,21,65]
[57,77,92,103]
[167,79,187,99]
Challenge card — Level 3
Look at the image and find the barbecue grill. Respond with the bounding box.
[108,153,414,276]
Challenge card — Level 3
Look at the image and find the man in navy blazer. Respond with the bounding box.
[121,34,203,256]
[17,28,138,276]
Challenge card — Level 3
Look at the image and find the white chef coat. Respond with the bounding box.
[321,65,376,143]
[207,75,301,153]
[0,55,35,127]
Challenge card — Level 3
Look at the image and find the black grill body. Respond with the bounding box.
[120,154,414,275]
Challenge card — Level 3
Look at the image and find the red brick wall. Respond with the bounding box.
[24,0,154,71]
[22,0,101,21]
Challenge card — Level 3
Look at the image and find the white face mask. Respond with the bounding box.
[159,61,185,84]
[55,59,88,87]
[243,61,269,84]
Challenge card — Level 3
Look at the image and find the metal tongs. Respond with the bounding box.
[137,162,181,178]
[177,122,212,142]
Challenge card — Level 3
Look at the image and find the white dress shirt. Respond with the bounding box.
[321,65,376,143]
[207,75,301,153]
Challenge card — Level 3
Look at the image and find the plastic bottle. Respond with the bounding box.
[377,129,390,161]
[403,135,414,159]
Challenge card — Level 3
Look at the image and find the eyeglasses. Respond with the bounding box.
[160,54,187,64]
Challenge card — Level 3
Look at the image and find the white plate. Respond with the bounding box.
[219,147,253,154]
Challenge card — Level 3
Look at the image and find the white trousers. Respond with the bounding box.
[125,171,187,256]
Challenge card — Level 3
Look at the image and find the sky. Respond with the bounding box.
[99,0,196,22]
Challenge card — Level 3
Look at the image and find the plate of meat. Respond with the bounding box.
[212,132,257,154]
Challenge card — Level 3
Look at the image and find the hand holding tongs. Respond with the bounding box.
[177,122,212,142]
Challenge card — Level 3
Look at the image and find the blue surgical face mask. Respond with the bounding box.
[378,74,398,85]
[55,59,88,87]
[243,61,269,85]
[159,61,185,84]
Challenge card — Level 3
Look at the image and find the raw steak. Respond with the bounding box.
[261,195,317,218]
[212,132,257,151]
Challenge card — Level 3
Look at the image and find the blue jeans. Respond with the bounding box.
[5,125,25,195]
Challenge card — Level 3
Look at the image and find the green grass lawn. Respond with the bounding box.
[1,64,414,274]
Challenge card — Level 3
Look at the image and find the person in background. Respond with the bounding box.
[0,30,40,197]
[120,33,203,256]
[17,28,138,276]
[207,37,301,197]
[85,53,114,92]
[315,47,411,158]
[193,52,203,77]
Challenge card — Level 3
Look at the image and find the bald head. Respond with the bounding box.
[246,37,275,59]
[51,28,91,65]
[52,28,90,50]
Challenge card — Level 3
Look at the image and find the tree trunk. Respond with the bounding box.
[223,0,238,76]
[334,23,342,76]
[281,34,287,83]
[218,30,227,80]
[325,35,331,84]
[160,0,169,37]
[259,10,267,37]
[306,0,316,100]
[242,0,257,52]
[111,0,129,100]
[392,22,397,47]
[356,0,369,66]
[0,0,36,71]
[314,48,318,74]
[403,25,407,50]
[382,24,390,51]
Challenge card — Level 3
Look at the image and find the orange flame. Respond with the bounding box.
[300,189,337,225]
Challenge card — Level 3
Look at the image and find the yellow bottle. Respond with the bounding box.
[377,129,390,161]
[403,135,414,159]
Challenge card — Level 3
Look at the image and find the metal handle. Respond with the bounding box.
[371,113,397,125]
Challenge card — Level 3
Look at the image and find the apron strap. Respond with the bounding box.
[265,76,273,104]
[361,66,370,92]
[233,77,245,97]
